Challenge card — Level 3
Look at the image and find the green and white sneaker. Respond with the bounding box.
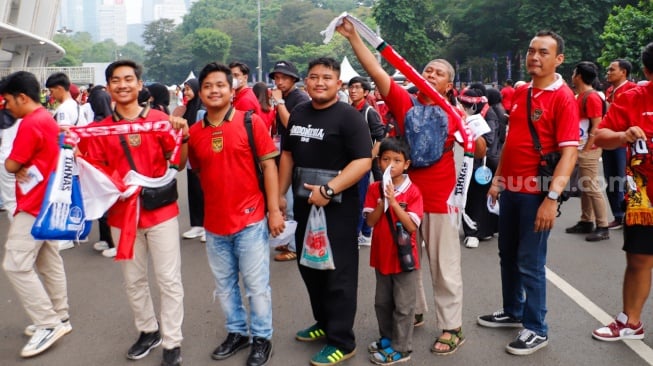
[296,323,326,342]
[310,345,356,366]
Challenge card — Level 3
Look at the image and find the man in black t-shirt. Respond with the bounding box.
[278,57,371,365]
[269,61,311,262]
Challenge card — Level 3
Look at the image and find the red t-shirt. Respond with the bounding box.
[188,108,279,235]
[82,107,179,228]
[384,78,457,213]
[363,177,423,275]
[501,86,515,112]
[233,87,262,117]
[577,90,604,149]
[605,80,637,104]
[9,107,59,216]
[599,82,653,190]
[501,77,579,193]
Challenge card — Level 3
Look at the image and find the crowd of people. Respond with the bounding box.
[1,20,653,366]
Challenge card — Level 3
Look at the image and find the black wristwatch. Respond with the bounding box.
[323,184,336,199]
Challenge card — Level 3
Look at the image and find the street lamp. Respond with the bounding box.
[257,0,262,82]
[56,26,73,35]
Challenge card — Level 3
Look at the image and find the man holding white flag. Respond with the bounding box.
[1,71,72,358]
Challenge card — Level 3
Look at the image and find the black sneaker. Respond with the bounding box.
[126,330,162,360]
[586,227,609,242]
[247,337,272,366]
[608,218,623,230]
[211,332,250,360]
[414,313,425,327]
[477,310,522,328]
[565,221,594,234]
[505,329,548,355]
[161,347,182,366]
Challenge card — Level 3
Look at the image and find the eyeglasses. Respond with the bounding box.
[348,85,364,90]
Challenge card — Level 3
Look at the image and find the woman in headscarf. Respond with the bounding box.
[179,78,207,242]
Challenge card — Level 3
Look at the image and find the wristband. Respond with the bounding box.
[182,135,190,143]
[276,99,286,105]
[319,185,332,200]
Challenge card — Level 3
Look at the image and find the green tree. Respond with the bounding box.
[142,19,187,83]
[187,28,232,69]
[599,1,653,79]
[119,42,146,65]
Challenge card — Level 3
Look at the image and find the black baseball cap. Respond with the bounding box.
[268,61,300,82]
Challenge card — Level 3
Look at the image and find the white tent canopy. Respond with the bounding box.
[183,71,196,83]
[339,56,359,83]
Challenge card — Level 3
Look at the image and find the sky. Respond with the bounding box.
[124,0,143,24]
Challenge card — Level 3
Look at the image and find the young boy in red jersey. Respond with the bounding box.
[363,137,424,365]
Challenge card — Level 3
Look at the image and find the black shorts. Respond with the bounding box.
[623,225,653,254]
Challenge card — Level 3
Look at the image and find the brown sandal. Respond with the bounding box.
[431,328,465,356]
[274,250,297,262]
[274,244,289,252]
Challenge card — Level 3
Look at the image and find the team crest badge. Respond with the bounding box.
[212,137,223,152]
[128,134,141,147]
[532,109,543,122]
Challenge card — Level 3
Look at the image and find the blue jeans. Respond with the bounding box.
[205,219,272,339]
[602,147,626,220]
[357,172,372,237]
[498,191,549,336]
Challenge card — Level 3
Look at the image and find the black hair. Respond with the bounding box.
[308,57,340,77]
[348,76,371,91]
[469,82,487,96]
[105,60,143,83]
[199,62,233,89]
[0,71,41,103]
[642,42,653,73]
[613,58,633,77]
[378,137,411,162]
[504,79,514,86]
[574,61,599,85]
[147,83,170,114]
[253,82,272,113]
[535,30,565,55]
[458,88,486,114]
[45,72,71,90]
[228,61,250,76]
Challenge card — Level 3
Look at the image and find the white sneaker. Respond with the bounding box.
[102,247,117,258]
[21,323,68,357]
[464,236,479,248]
[58,240,75,251]
[358,234,371,246]
[182,226,204,239]
[200,233,206,243]
[93,241,110,251]
[25,319,72,337]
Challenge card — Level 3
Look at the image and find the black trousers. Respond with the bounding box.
[294,197,359,353]
[186,169,204,227]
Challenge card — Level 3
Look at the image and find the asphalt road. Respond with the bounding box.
[1,167,652,366]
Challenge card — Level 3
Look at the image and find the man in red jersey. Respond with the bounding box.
[478,30,578,356]
[1,71,72,358]
[230,61,262,116]
[83,60,188,366]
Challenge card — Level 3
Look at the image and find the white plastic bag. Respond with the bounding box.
[300,206,335,270]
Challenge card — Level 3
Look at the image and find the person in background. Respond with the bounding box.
[565,61,610,242]
[269,60,311,262]
[592,42,653,344]
[1,71,72,358]
[501,79,515,114]
[230,61,262,117]
[45,72,88,251]
[179,78,207,243]
[147,83,171,115]
[602,58,638,230]
[253,82,276,134]
[347,76,385,247]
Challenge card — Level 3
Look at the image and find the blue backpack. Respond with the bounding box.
[403,96,450,168]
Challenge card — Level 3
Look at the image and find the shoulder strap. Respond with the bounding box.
[118,135,138,172]
[525,87,543,156]
[75,104,81,126]
[364,105,371,123]
[243,110,264,190]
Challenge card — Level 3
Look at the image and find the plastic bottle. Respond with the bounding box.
[396,222,415,272]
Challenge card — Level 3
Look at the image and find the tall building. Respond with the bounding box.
[154,0,187,25]
[0,0,65,68]
[98,0,127,45]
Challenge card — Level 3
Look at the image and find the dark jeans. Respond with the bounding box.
[602,147,626,220]
[98,213,114,248]
[357,172,372,237]
[186,169,205,227]
[498,191,549,336]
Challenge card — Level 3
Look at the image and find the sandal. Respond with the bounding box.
[274,244,289,252]
[369,346,411,365]
[368,337,391,353]
[431,328,465,356]
[274,250,297,262]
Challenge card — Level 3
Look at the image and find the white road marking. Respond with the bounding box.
[546,266,653,365]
